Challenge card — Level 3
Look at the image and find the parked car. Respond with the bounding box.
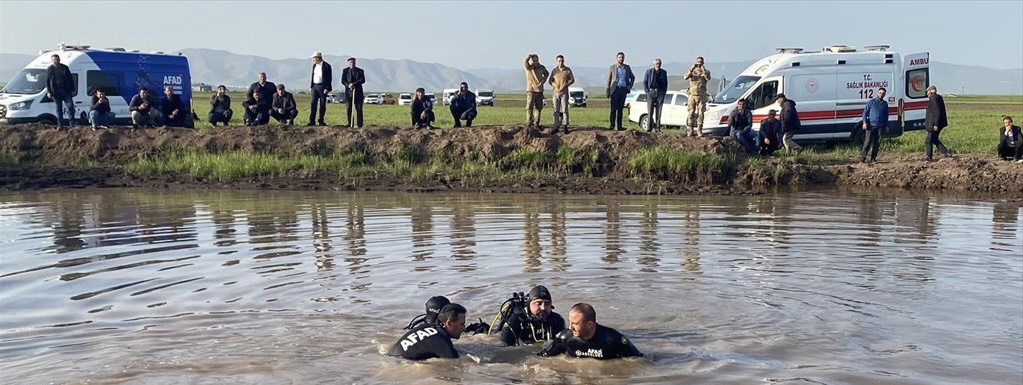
[380,93,397,105]
[397,93,412,106]
[365,93,384,104]
[476,89,494,106]
[569,87,587,107]
[628,90,690,132]
[624,89,644,109]
[326,93,345,103]
[425,92,437,105]
[441,88,457,105]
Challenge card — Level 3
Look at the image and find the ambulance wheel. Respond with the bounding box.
[640,115,650,131]
[39,115,58,126]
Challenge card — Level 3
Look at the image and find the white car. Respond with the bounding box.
[425,92,437,105]
[628,91,690,131]
[365,94,384,104]
[397,93,412,106]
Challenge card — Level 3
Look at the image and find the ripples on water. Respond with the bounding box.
[0,188,1020,385]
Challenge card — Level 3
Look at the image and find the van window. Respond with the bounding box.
[906,68,928,99]
[674,94,688,106]
[87,71,121,96]
[712,75,760,104]
[2,68,47,94]
[746,80,779,110]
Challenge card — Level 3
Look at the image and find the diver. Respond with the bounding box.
[405,295,489,333]
[490,285,567,346]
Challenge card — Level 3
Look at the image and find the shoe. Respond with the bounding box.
[306,122,314,126]
[318,121,327,126]
[288,119,294,125]
[859,158,867,163]
[924,158,934,162]
[608,125,615,130]
[563,127,570,134]
[617,127,625,131]
[91,125,98,131]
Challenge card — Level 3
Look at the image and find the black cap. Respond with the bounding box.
[425,296,450,321]
[775,93,786,100]
[528,285,552,302]
[347,57,356,62]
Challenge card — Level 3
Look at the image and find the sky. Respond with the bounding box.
[2,0,1022,70]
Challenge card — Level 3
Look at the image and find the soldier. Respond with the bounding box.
[684,56,711,137]
[523,54,549,128]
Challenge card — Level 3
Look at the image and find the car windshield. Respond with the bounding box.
[712,75,760,104]
[400,94,411,99]
[570,91,584,97]
[478,91,493,97]
[2,68,47,94]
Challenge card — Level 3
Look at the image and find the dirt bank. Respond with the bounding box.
[1,123,1021,194]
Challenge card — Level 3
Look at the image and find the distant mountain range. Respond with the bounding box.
[2,49,1021,95]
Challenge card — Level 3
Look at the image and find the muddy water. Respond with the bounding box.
[0,189,1020,385]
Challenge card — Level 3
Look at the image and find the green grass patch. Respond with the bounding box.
[629,146,734,183]
[125,151,369,182]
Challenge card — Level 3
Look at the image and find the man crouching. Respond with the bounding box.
[389,303,467,360]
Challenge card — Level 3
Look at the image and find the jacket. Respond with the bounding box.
[862,97,889,129]
[90,95,111,114]
[684,66,711,96]
[760,117,782,143]
[643,68,668,93]
[606,64,635,90]
[243,96,271,113]
[924,93,948,130]
[247,81,276,102]
[46,62,75,96]
[524,58,549,93]
[341,66,366,98]
[412,96,433,116]
[210,94,232,113]
[449,91,476,111]
[161,93,184,116]
[310,61,333,91]
[779,99,801,133]
[1001,124,1021,146]
[272,91,297,111]
[548,66,575,93]
[728,107,753,134]
[129,94,156,111]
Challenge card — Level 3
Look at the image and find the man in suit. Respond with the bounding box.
[643,58,668,132]
[308,51,332,126]
[605,52,635,131]
[341,57,366,128]
[923,85,952,162]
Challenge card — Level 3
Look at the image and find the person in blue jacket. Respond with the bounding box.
[859,87,889,163]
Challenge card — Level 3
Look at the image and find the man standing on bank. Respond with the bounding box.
[341,57,366,128]
[606,52,635,131]
[523,54,550,129]
[643,58,668,132]
[684,56,711,137]
[859,87,888,164]
[548,54,575,133]
[923,85,952,162]
[46,54,76,129]
[308,51,332,126]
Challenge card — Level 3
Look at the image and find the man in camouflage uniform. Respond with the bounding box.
[523,54,550,128]
[684,56,711,137]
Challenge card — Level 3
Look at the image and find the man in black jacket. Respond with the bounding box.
[776,93,802,152]
[341,57,366,128]
[308,52,332,126]
[89,89,114,130]
[247,72,276,103]
[388,303,468,361]
[208,85,232,126]
[411,88,435,129]
[271,84,298,125]
[243,91,271,126]
[161,86,187,127]
[449,82,477,128]
[129,88,162,128]
[998,116,1022,161]
[923,85,952,162]
[46,54,76,129]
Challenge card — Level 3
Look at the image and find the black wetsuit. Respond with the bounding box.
[538,325,643,359]
[500,312,566,346]
[388,322,458,360]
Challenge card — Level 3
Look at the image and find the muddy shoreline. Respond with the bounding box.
[1,124,1021,194]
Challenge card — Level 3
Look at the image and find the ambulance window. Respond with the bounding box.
[674,94,687,106]
[747,80,779,110]
[87,71,121,96]
[906,68,928,99]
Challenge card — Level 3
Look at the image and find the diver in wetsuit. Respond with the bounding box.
[493,285,567,346]
[389,303,467,360]
[537,302,643,360]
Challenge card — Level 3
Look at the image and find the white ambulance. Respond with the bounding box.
[702,45,929,142]
[0,43,193,127]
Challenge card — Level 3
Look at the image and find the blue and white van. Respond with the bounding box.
[0,44,193,127]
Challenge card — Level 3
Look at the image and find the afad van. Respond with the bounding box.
[0,43,193,127]
[702,45,929,142]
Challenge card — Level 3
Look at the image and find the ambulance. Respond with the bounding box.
[0,43,193,127]
[702,45,929,142]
